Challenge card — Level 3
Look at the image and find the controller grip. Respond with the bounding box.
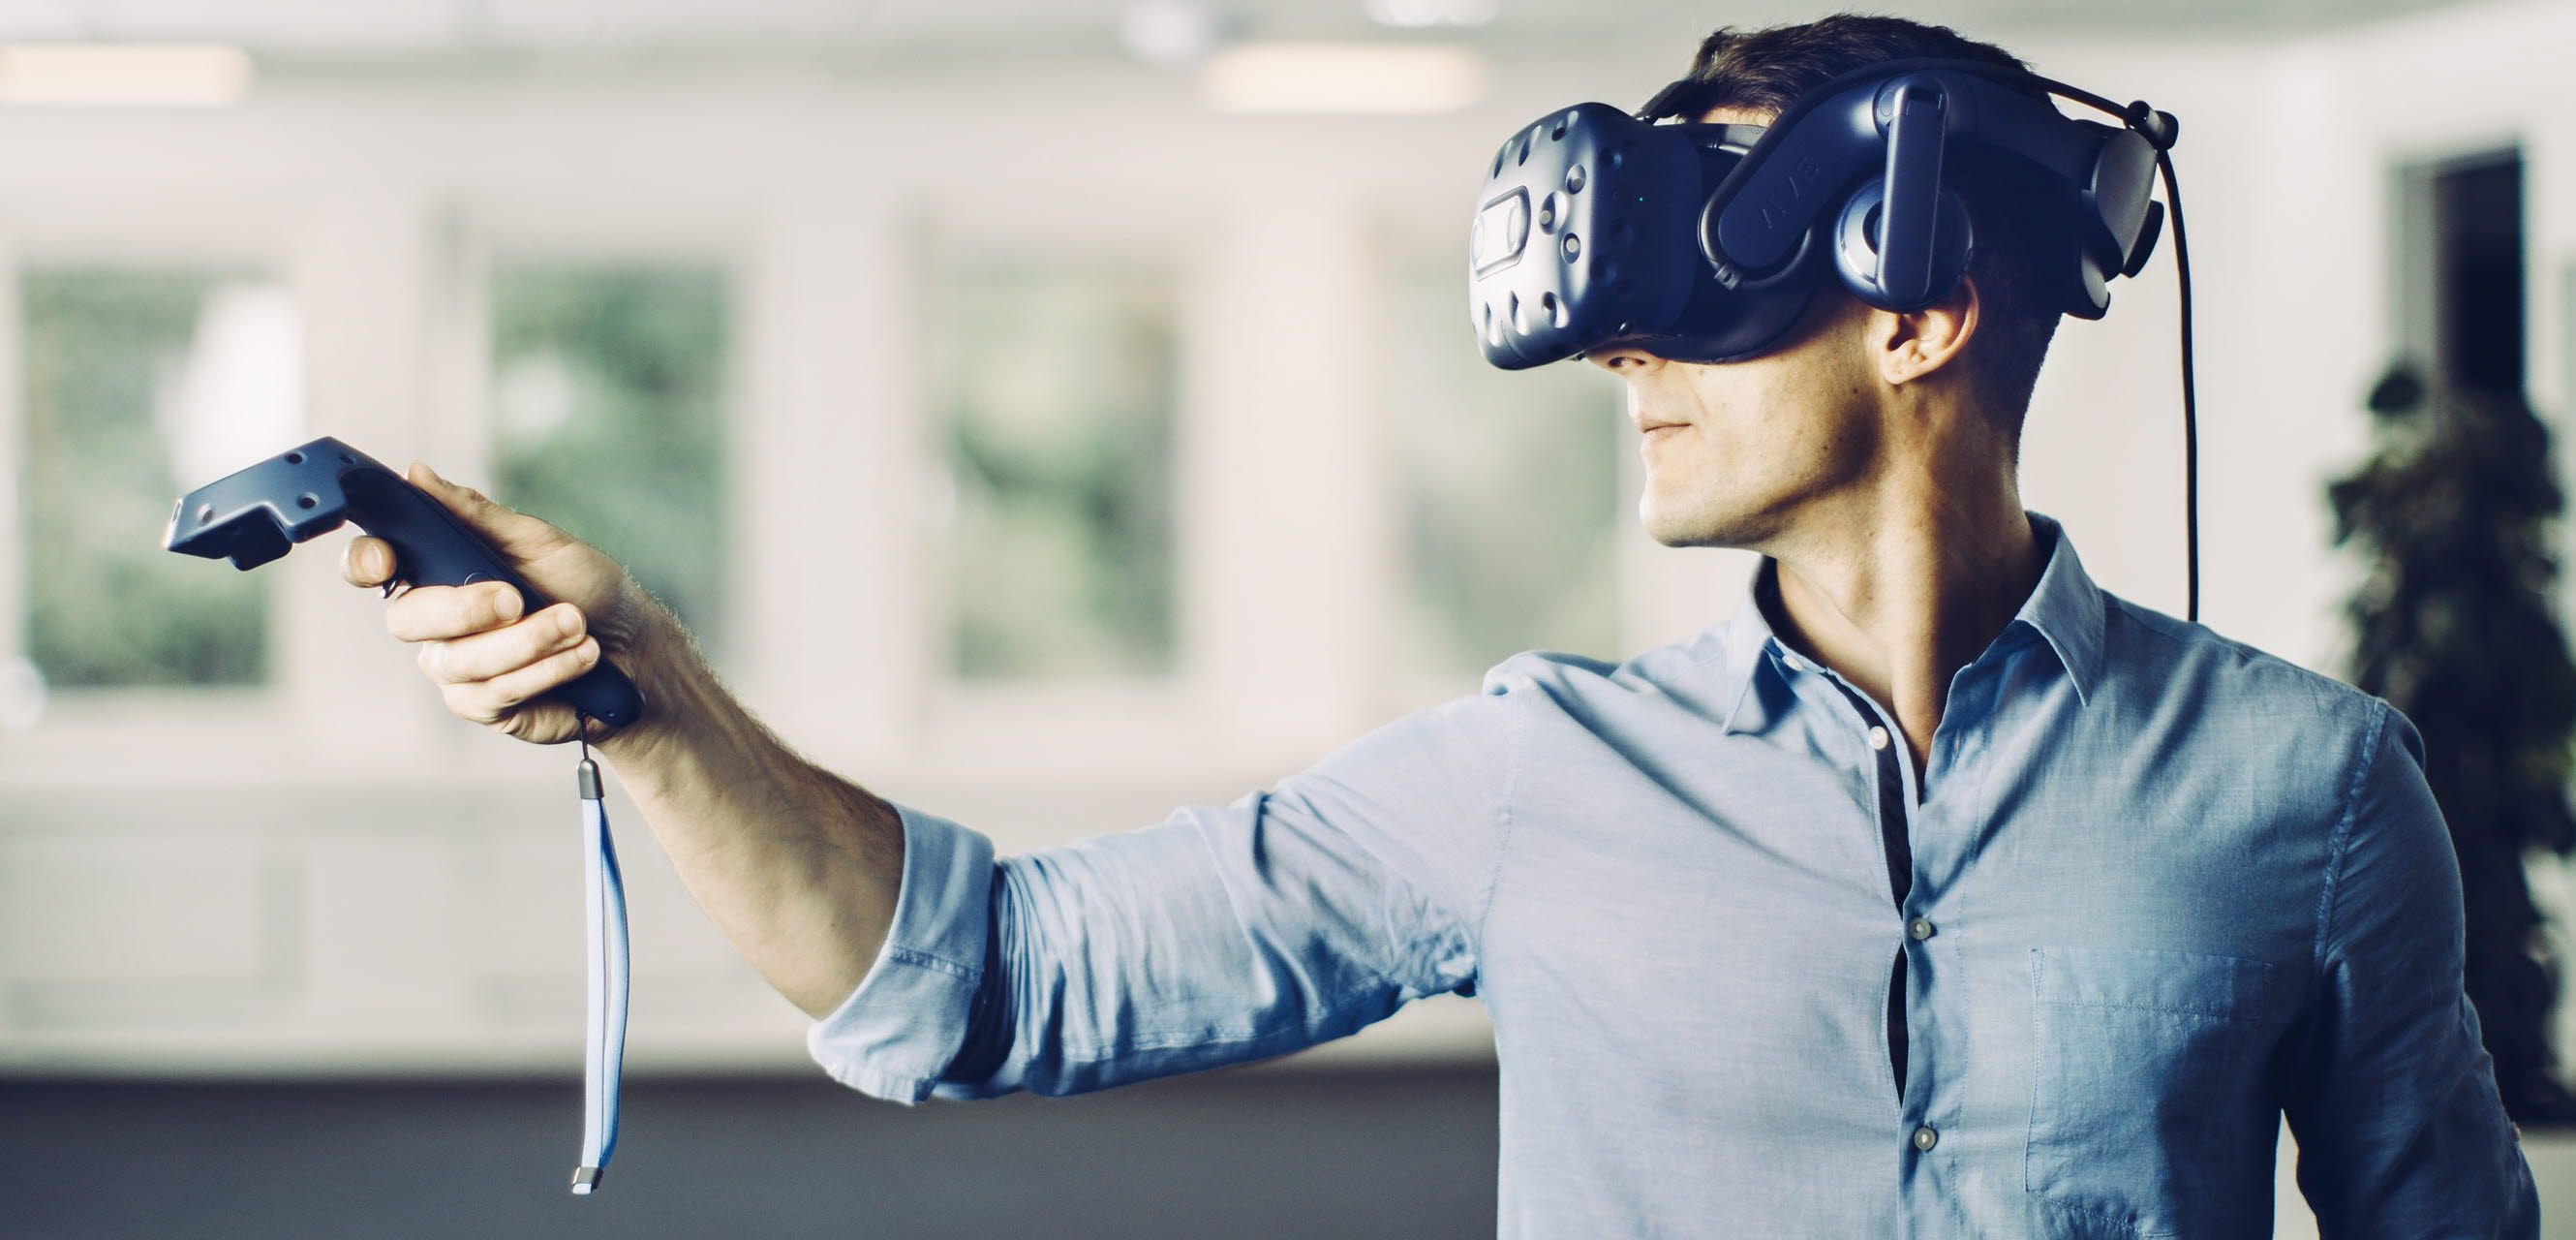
[345,470,647,729]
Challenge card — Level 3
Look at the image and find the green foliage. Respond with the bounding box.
[491,264,732,658]
[2329,363,2576,1124]
[938,266,1176,679]
[24,270,268,688]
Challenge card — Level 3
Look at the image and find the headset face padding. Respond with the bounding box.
[1468,59,2168,369]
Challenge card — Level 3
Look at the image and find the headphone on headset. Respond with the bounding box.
[1468,57,2202,619]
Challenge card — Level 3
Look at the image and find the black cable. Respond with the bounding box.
[1939,77,2206,624]
[2155,148,2198,624]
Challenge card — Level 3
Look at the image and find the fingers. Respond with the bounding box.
[442,635,602,725]
[416,603,587,686]
[385,580,525,643]
[342,535,395,588]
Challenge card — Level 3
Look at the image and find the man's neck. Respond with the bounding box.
[1756,474,2045,776]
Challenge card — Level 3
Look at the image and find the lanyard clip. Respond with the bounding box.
[576,709,603,800]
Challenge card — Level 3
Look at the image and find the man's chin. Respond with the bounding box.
[1640,493,1759,549]
[1639,505,1719,548]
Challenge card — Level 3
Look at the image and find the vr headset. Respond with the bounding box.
[1470,56,2177,368]
[1468,56,2200,615]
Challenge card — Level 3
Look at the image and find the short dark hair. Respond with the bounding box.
[1663,14,2066,435]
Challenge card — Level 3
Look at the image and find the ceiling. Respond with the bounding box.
[0,0,2499,65]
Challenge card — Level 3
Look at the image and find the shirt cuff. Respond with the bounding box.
[804,799,997,1104]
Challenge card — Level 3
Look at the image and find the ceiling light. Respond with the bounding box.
[1201,42,1487,114]
[0,45,253,108]
[1365,0,1499,28]
[1120,1,1221,68]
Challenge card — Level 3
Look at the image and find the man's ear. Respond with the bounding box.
[1870,272,1981,387]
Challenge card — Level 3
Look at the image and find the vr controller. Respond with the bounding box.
[163,436,648,729]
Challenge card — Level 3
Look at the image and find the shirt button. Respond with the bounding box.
[1867,726,1890,751]
[1912,1125,1939,1152]
[1782,653,1805,672]
[1909,916,1935,941]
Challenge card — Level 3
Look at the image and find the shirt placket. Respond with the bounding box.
[1775,643,1939,1162]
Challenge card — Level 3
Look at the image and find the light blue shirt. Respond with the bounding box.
[808,512,2537,1237]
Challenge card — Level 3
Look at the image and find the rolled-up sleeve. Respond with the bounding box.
[806,800,1000,1103]
[2282,701,2539,1235]
[808,681,1521,1103]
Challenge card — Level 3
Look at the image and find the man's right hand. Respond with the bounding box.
[341,461,670,746]
[337,463,902,1023]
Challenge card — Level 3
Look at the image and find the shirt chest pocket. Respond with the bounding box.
[2025,946,2284,1238]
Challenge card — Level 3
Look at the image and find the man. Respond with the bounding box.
[345,14,2537,1236]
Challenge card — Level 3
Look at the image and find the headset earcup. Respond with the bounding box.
[2061,245,2115,321]
[1831,180,1973,312]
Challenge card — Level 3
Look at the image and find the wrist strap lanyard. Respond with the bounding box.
[570,719,630,1195]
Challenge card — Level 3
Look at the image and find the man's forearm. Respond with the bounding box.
[593,612,905,1020]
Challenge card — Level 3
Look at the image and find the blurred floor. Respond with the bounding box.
[0,1064,1500,1239]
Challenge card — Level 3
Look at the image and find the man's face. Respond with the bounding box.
[1586,105,1883,549]
[1588,282,1880,549]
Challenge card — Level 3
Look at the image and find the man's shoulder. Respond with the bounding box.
[1474,627,1737,725]
[2096,588,2388,745]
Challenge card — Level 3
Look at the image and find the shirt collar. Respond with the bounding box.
[2011,511,2106,705]
[1712,511,2105,733]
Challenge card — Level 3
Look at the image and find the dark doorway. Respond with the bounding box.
[2406,148,2526,396]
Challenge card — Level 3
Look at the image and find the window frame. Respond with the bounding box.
[924,247,1187,687]
[0,200,324,779]
[0,188,768,788]
[905,187,1230,769]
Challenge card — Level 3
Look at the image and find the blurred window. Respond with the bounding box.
[1388,262,1623,674]
[490,264,733,658]
[21,269,300,689]
[935,264,1178,680]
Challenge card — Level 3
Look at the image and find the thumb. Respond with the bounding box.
[406,461,571,559]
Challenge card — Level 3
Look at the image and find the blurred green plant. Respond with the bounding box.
[938,265,1175,680]
[2328,362,2576,1124]
[24,270,270,689]
[492,264,732,659]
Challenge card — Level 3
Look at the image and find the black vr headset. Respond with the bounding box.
[1469,57,2201,616]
